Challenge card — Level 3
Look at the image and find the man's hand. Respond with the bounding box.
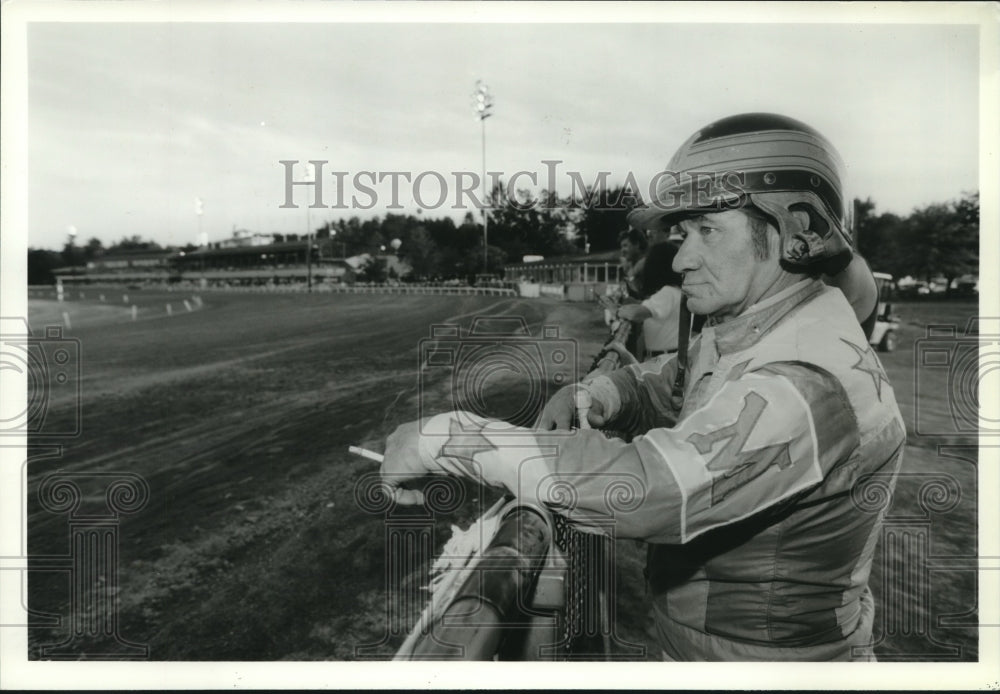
[535,384,607,431]
[596,294,619,312]
[380,419,438,505]
[381,412,555,504]
[602,340,639,366]
[616,304,653,322]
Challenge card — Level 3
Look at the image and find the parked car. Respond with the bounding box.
[870,272,900,352]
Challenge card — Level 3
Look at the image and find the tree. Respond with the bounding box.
[397,225,439,280]
[332,216,386,257]
[462,244,507,278]
[357,256,387,283]
[568,185,637,253]
[854,197,904,277]
[901,192,978,297]
[107,235,161,252]
[61,242,84,268]
[429,213,482,280]
[28,249,64,285]
[83,237,104,262]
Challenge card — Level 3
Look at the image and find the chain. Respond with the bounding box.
[553,515,611,657]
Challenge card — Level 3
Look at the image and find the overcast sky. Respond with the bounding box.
[25,12,981,250]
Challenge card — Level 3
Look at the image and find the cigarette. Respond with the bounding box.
[348,446,423,504]
[349,446,384,463]
[574,388,592,429]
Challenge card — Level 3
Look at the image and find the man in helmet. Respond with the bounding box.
[380,113,904,661]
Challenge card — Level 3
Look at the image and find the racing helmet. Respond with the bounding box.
[628,113,853,267]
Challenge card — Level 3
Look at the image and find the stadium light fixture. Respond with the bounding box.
[195,197,206,247]
[471,80,494,274]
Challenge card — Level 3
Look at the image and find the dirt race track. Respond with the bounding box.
[23,288,979,661]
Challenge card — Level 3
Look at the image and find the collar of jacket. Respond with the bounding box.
[706,278,826,356]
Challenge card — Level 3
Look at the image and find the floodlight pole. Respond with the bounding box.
[332,229,345,259]
[67,226,78,273]
[307,206,312,292]
[482,116,487,274]
[304,163,314,292]
[473,81,494,276]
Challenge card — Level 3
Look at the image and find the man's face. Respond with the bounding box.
[620,239,641,263]
[671,210,781,319]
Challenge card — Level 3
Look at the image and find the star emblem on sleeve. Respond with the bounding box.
[439,417,497,476]
[840,338,890,401]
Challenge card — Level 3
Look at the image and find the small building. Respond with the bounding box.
[218,229,276,248]
[503,250,622,285]
[346,253,412,280]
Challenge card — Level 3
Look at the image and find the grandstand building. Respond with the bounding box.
[173,240,353,285]
[53,240,356,287]
[55,248,175,284]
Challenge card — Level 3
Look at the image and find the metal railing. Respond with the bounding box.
[395,503,553,660]
[393,500,636,661]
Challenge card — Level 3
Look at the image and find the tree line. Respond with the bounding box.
[28,187,978,290]
[854,191,979,296]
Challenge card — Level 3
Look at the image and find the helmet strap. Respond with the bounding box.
[670,299,692,411]
[750,192,852,265]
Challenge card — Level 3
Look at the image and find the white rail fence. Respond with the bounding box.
[199,283,518,297]
[31,283,518,298]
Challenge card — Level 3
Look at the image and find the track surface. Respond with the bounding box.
[23,290,978,661]
[26,290,652,660]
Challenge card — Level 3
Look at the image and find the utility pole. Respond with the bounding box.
[304,163,314,292]
[472,81,494,275]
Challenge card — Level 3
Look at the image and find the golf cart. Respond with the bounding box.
[870,272,900,352]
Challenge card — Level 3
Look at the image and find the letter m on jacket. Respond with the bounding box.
[686,391,793,506]
[645,371,831,542]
